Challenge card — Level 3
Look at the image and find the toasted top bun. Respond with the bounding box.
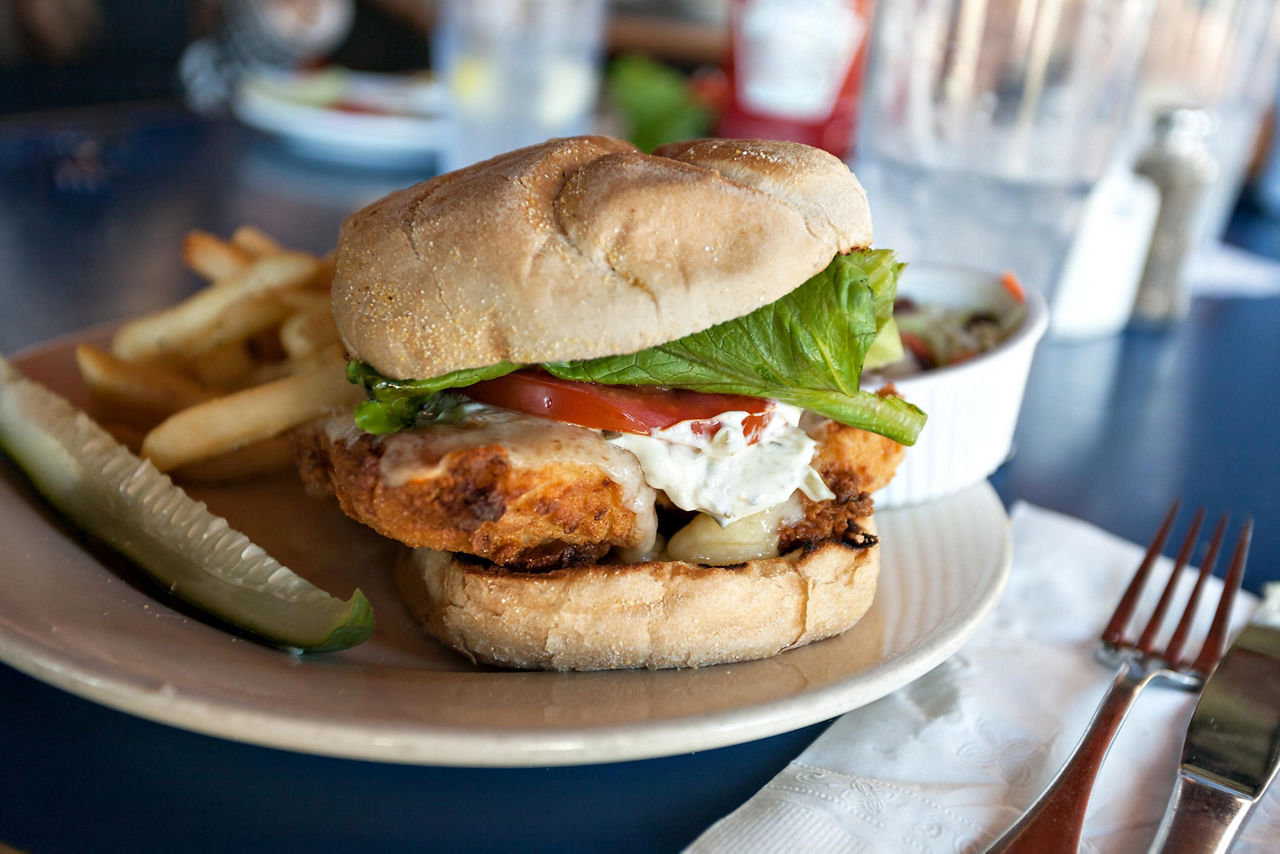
[397,523,879,671]
[334,136,872,380]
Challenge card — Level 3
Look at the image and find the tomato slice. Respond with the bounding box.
[462,371,773,441]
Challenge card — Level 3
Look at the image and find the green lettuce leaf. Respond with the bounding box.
[346,359,520,434]
[347,250,925,444]
[543,250,924,444]
[863,316,904,370]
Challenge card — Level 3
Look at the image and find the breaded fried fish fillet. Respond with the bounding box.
[295,409,903,570]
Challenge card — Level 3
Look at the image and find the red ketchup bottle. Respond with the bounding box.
[716,0,874,159]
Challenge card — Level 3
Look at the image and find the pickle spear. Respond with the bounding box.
[0,356,373,653]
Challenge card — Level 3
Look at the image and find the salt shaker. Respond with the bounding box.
[1130,107,1219,325]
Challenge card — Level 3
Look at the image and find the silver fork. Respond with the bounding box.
[988,501,1251,853]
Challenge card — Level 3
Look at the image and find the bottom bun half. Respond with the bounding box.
[396,518,879,671]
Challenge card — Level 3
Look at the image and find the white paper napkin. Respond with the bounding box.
[689,502,1278,853]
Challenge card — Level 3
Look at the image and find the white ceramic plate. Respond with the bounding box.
[231,69,447,167]
[0,337,1011,767]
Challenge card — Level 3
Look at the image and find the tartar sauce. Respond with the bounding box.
[606,403,833,525]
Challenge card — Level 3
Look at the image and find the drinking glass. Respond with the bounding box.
[1129,0,1280,245]
[855,0,1155,307]
[433,0,607,172]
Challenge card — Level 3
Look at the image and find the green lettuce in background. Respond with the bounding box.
[606,53,715,153]
[348,249,925,445]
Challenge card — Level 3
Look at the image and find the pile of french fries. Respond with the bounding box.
[76,226,363,482]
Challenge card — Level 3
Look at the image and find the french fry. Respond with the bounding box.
[187,338,256,390]
[280,302,341,362]
[170,435,295,483]
[230,225,283,257]
[275,289,329,314]
[247,325,287,364]
[75,344,211,429]
[140,357,363,472]
[112,252,319,362]
[190,293,293,356]
[245,358,301,387]
[85,226,355,483]
[182,230,255,281]
[304,251,337,291]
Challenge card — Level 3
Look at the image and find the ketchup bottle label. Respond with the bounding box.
[736,0,864,121]
[717,0,872,157]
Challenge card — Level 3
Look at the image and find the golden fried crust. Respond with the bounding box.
[295,415,903,570]
[805,417,906,495]
[293,426,644,569]
[779,466,875,554]
[773,421,902,553]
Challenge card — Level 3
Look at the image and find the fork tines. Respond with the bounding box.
[1100,501,1251,675]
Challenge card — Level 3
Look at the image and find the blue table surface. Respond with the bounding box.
[0,106,1276,853]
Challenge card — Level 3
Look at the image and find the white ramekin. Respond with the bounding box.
[868,265,1048,508]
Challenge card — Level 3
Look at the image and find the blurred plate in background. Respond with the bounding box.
[232,68,446,168]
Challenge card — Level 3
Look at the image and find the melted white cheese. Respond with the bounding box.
[666,495,805,564]
[324,414,371,447]
[606,403,833,526]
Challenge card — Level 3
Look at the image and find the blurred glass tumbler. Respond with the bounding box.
[856,0,1155,310]
[1134,0,1280,245]
[434,0,607,172]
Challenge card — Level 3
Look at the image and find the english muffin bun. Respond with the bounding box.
[397,524,879,672]
[333,136,872,381]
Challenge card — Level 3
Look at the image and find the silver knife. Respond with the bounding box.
[1149,583,1280,853]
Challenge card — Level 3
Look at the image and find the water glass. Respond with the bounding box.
[433,0,607,172]
[1130,0,1280,244]
[855,0,1155,306]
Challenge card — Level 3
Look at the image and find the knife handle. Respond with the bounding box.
[1149,770,1254,854]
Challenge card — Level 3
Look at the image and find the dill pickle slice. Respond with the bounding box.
[0,357,372,653]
